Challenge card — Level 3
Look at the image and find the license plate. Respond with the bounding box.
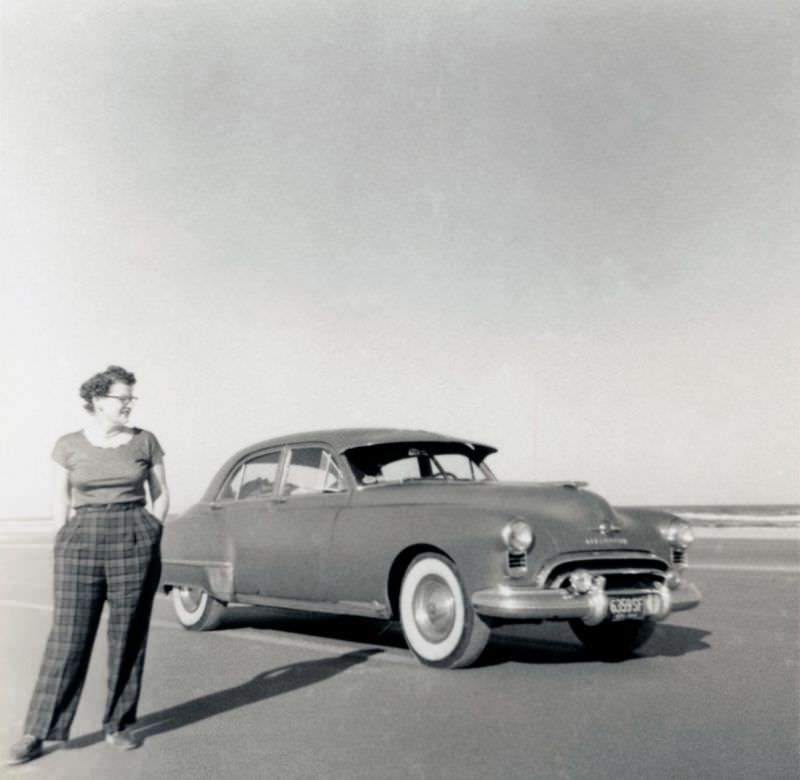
[608,596,645,621]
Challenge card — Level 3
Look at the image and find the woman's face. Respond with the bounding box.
[93,381,137,426]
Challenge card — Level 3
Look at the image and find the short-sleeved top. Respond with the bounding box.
[52,428,165,508]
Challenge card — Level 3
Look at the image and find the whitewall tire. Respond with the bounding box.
[171,586,227,631]
[399,553,490,668]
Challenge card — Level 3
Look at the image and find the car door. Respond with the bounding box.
[222,444,349,602]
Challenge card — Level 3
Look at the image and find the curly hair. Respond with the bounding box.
[79,365,137,412]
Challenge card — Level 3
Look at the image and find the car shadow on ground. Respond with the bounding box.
[64,648,379,750]
[635,624,712,658]
[479,623,711,667]
[196,607,711,668]
[215,606,411,650]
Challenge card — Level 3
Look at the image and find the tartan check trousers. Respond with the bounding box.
[24,502,162,740]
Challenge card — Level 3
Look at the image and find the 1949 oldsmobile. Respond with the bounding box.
[160,428,701,668]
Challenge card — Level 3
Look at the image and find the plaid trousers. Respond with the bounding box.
[24,502,162,740]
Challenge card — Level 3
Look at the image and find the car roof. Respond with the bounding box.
[202,428,498,501]
[234,428,497,457]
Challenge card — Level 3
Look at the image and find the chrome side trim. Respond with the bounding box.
[234,593,391,620]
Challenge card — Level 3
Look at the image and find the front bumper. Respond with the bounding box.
[472,580,702,626]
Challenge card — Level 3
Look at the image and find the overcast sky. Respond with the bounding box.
[2,0,798,516]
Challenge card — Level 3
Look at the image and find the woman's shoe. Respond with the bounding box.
[8,734,43,765]
[105,731,141,750]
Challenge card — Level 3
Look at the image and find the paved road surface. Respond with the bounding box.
[1,534,798,779]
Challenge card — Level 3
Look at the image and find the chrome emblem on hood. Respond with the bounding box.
[585,519,628,545]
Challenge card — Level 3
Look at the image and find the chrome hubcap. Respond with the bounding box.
[178,587,204,612]
[412,574,456,643]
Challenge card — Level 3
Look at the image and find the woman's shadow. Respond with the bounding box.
[66,648,379,749]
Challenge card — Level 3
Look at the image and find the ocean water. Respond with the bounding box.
[2,504,800,531]
[655,505,800,527]
[658,504,799,517]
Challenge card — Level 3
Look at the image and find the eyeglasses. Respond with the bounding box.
[103,395,138,404]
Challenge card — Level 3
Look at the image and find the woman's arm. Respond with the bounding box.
[148,460,170,522]
[52,462,71,527]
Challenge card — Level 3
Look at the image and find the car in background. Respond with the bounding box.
[160,428,701,668]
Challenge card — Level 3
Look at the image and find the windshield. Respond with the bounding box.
[345,442,495,486]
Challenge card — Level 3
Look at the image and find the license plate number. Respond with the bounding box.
[608,596,645,621]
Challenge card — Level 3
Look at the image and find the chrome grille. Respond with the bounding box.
[541,553,669,590]
[507,551,528,576]
[671,547,687,566]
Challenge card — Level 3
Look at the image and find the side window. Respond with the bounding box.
[240,452,281,499]
[320,450,345,491]
[282,447,345,496]
[381,456,421,481]
[219,464,244,500]
[220,451,280,501]
[435,453,488,481]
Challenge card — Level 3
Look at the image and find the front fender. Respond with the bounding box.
[325,505,538,607]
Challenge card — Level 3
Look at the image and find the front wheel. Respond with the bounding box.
[569,618,656,659]
[171,586,227,631]
[399,553,490,668]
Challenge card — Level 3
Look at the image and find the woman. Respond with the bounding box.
[9,365,169,765]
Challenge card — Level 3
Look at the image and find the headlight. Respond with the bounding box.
[502,519,534,552]
[664,519,695,548]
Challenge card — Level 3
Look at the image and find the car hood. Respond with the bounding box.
[356,481,667,550]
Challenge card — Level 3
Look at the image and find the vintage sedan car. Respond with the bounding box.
[160,428,701,668]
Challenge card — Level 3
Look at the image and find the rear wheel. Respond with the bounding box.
[399,553,490,668]
[171,586,227,631]
[569,618,656,659]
